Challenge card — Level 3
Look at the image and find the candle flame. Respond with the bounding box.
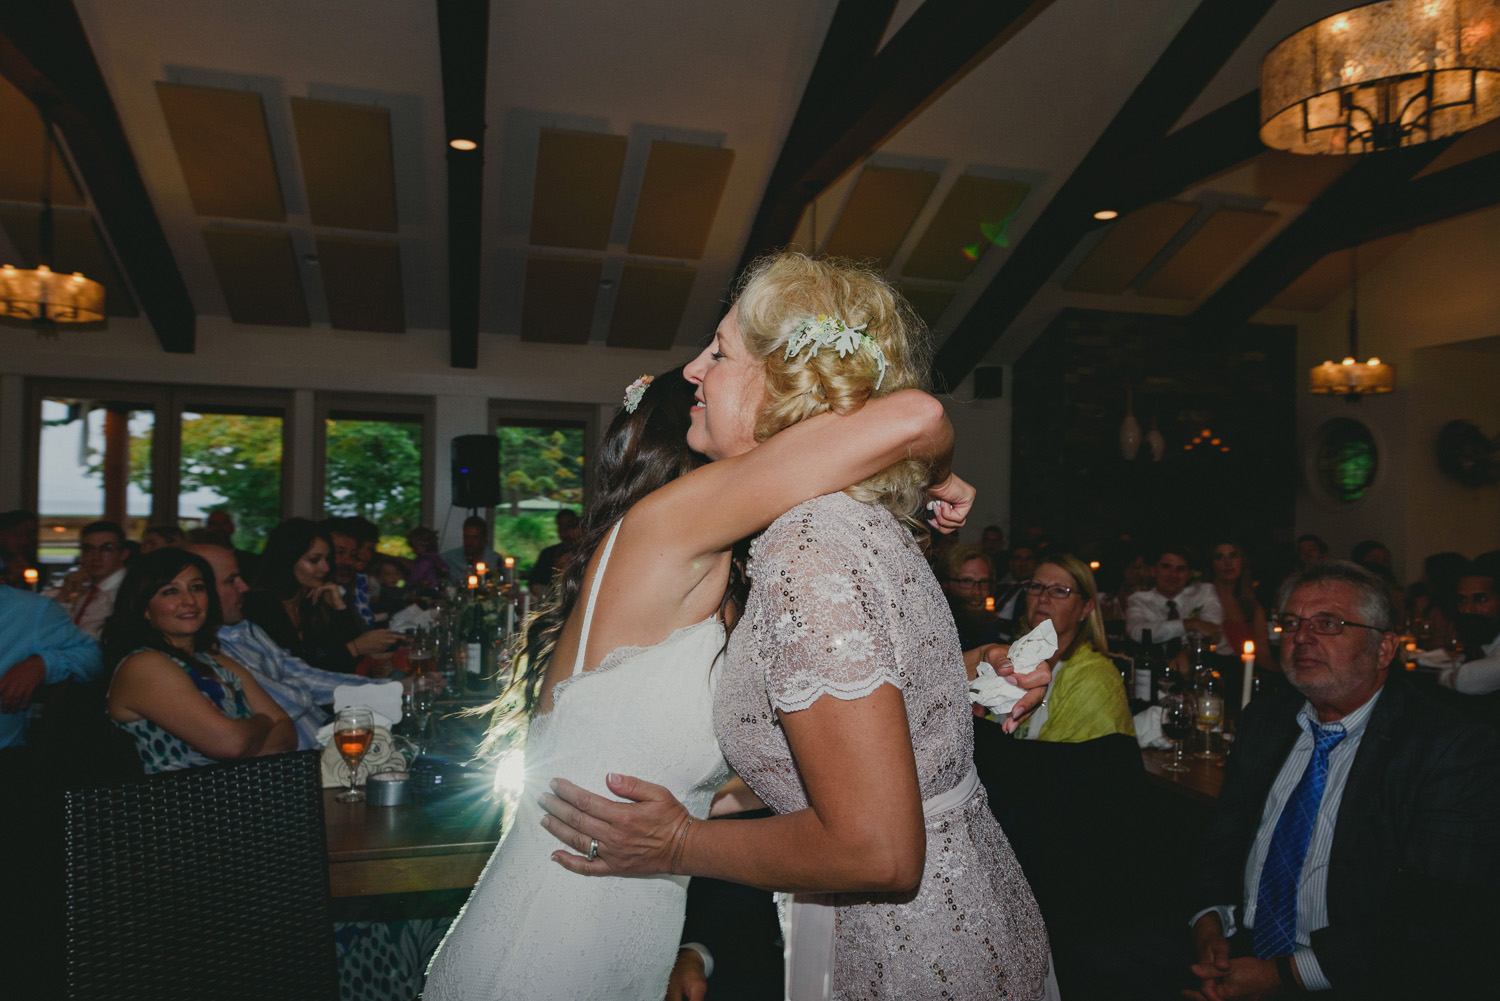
[467,575,478,588]
[475,562,487,574]
[23,569,39,583]
[985,597,995,611]
[504,557,515,568]
[1243,640,1255,656]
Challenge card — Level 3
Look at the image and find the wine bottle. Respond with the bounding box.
[463,602,487,696]
[1134,629,1158,703]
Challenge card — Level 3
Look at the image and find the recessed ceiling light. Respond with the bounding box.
[449,138,478,151]
[1093,209,1119,221]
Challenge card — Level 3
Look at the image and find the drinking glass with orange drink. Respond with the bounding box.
[334,706,375,803]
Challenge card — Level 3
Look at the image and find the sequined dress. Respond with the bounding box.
[715,493,1051,999]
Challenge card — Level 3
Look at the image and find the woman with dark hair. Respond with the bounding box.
[242,518,397,673]
[425,360,967,1000]
[1210,540,1277,674]
[104,548,295,773]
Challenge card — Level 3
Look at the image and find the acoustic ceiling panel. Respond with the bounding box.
[607,263,697,349]
[521,255,601,343]
[201,227,308,326]
[902,176,1030,282]
[530,129,627,250]
[1062,201,1200,294]
[0,76,84,205]
[0,208,138,317]
[1247,150,1352,205]
[157,83,285,221]
[1139,207,1279,301]
[822,165,940,267]
[315,236,405,332]
[1270,232,1412,312]
[291,98,398,232]
[627,142,733,260]
[898,284,956,332]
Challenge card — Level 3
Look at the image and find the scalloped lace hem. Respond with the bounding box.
[541,616,723,718]
[771,673,906,714]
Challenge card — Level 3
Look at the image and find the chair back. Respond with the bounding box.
[61,749,336,1000]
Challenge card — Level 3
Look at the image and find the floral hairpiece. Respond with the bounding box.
[783,314,888,390]
[622,374,653,413]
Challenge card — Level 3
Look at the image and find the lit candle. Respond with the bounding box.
[475,562,487,577]
[984,596,995,612]
[504,556,515,586]
[23,568,39,592]
[1240,640,1255,709]
[467,574,478,591]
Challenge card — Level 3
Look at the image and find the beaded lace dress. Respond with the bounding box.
[715,493,1051,999]
[424,522,732,1000]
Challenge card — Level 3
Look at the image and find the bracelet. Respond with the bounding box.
[670,816,693,875]
[1275,955,1300,992]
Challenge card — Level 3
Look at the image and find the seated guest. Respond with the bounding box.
[0,510,39,588]
[1003,554,1134,743]
[102,549,296,773]
[442,514,502,582]
[0,583,103,751]
[404,526,449,593]
[526,508,580,596]
[940,543,1002,647]
[203,507,260,582]
[1352,537,1406,622]
[326,516,380,628]
[1187,561,1499,999]
[1126,543,1222,654]
[980,523,1005,563]
[994,543,1037,621]
[139,523,185,554]
[1439,564,1500,696]
[1408,550,1466,651]
[189,544,380,750]
[243,519,396,674]
[1210,539,1276,674]
[1097,542,1151,624]
[44,520,129,640]
[369,557,409,621]
[1295,533,1328,570]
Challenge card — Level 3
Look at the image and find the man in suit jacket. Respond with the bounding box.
[1187,560,1500,999]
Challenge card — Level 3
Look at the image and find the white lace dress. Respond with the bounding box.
[424,523,733,1000]
[715,493,1052,999]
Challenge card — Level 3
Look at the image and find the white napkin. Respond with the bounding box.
[1133,705,1173,750]
[389,603,440,633]
[968,620,1057,716]
[334,681,403,725]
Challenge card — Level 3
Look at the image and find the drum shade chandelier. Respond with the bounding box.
[0,117,105,327]
[1309,245,1396,397]
[1260,0,1500,154]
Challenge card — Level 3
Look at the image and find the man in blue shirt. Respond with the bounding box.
[189,544,380,750]
[0,584,103,750]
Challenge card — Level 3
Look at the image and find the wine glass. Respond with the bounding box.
[1194,689,1225,760]
[333,707,375,803]
[1159,693,1194,773]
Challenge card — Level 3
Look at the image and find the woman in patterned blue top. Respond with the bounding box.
[104,549,297,773]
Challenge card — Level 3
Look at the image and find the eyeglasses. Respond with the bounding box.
[1273,613,1386,636]
[948,577,993,589]
[80,543,121,555]
[1021,580,1077,600]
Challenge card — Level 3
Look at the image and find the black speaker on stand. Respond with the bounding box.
[451,435,501,509]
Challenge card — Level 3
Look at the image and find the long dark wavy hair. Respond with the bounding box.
[101,548,223,672]
[498,367,747,723]
[253,518,332,598]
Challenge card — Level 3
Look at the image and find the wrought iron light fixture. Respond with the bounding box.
[0,117,105,327]
[1261,0,1500,155]
[1309,245,1396,397]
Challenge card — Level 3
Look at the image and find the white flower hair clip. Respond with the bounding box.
[783,314,888,390]
[622,374,653,413]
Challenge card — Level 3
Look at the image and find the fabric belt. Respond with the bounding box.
[783,766,981,1001]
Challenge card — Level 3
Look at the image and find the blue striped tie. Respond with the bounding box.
[1252,722,1347,958]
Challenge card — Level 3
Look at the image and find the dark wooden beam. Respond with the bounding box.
[1101,90,1264,217]
[0,0,195,352]
[437,0,489,369]
[1359,148,1500,243]
[932,0,1278,389]
[1192,141,1452,331]
[736,0,1049,276]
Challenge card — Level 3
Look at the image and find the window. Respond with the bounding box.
[490,401,596,578]
[317,394,434,549]
[177,404,286,551]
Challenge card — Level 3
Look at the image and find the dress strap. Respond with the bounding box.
[571,521,624,678]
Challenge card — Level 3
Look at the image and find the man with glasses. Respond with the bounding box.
[1185,560,1499,999]
[44,520,128,641]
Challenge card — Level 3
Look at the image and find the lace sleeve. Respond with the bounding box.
[751,518,907,715]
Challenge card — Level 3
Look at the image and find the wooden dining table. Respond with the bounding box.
[323,788,503,899]
[1140,747,1225,804]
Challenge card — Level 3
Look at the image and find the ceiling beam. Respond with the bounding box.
[437,0,489,369]
[736,0,1050,277]
[1192,141,1453,331]
[932,0,1278,389]
[0,0,195,352]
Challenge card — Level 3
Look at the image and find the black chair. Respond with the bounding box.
[61,749,337,1001]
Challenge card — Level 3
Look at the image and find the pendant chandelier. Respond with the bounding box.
[1309,244,1396,397]
[1260,0,1500,155]
[0,116,105,327]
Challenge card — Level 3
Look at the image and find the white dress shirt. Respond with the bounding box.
[1439,632,1500,694]
[1125,581,1222,646]
[47,567,126,641]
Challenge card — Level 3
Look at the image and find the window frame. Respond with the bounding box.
[314,391,437,529]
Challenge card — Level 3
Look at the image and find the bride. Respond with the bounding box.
[422,360,969,1000]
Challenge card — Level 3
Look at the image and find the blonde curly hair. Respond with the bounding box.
[732,253,934,518]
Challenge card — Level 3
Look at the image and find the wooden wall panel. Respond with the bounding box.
[823,166,940,268]
[627,142,733,260]
[521,255,601,343]
[0,76,84,205]
[157,83,285,221]
[1063,202,1199,294]
[316,236,404,332]
[902,176,1029,282]
[1270,232,1411,311]
[1140,207,1278,300]
[530,129,626,250]
[201,227,308,326]
[607,263,696,349]
[291,98,398,232]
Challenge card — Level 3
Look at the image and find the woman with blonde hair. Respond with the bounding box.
[543,254,1054,1000]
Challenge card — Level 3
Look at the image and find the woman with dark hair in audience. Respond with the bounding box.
[104,548,295,773]
[1209,539,1277,673]
[242,518,398,673]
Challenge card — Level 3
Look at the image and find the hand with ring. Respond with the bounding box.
[538,772,693,877]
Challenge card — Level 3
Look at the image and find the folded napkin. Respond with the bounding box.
[389,603,440,634]
[334,681,403,724]
[968,619,1057,717]
[319,724,409,788]
[1133,705,1173,750]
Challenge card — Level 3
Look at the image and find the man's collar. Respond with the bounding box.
[1298,681,1385,735]
[95,567,127,590]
